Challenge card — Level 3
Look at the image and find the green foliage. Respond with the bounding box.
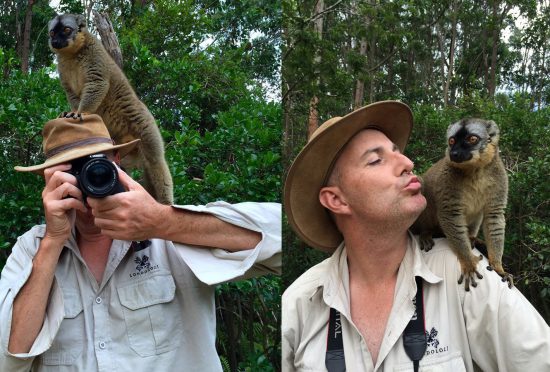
[168,98,282,205]
[0,68,68,266]
[0,2,57,74]
[121,35,257,131]
[282,215,328,289]
[220,356,231,372]
[116,0,280,132]
[216,276,281,371]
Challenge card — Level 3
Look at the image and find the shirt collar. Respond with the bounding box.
[35,224,132,264]
[406,231,442,284]
[317,231,442,317]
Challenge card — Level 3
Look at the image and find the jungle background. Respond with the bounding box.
[0,0,281,371]
[283,0,550,322]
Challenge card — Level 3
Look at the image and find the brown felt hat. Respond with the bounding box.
[15,114,140,174]
[284,101,413,252]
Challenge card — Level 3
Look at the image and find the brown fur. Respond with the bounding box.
[412,119,510,290]
[53,22,173,204]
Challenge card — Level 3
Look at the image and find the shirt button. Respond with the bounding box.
[95,297,102,304]
[99,341,106,349]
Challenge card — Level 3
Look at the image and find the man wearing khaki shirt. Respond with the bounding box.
[282,101,550,371]
[0,114,281,371]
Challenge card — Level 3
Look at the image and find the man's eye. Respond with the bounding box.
[367,159,382,165]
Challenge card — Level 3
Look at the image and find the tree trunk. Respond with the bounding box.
[93,10,124,69]
[353,38,367,109]
[488,0,499,98]
[312,0,324,70]
[406,49,414,97]
[15,4,22,59]
[367,0,377,103]
[219,292,238,371]
[282,19,294,165]
[481,8,489,95]
[437,24,447,105]
[443,0,458,106]
[307,0,324,138]
[537,44,547,109]
[283,83,293,163]
[20,0,34,74]
[308,95,320,139]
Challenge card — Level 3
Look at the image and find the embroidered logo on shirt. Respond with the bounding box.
[134,255,151,271]
[129,255,159,278]
[424,327,449,356]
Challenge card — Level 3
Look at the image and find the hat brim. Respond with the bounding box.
[14,139,140,174]
[284,100,413,252]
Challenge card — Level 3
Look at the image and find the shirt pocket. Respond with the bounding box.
[394,351,467,372]
[117,272,182,357]
[41,289,84,366]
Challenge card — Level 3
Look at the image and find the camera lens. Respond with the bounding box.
[80,158,118,197]
[88,163,111,188]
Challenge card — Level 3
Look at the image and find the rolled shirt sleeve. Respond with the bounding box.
[0,226,66,370]
[171,201,281,285]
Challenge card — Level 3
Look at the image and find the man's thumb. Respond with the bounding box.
[115,164,141,192]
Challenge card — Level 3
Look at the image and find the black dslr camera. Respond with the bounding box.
[69,154,124,198]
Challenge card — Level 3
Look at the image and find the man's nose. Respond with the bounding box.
[398,153,414,175]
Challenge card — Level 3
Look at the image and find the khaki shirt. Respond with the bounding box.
[282,234,550,371]
[0,202,281,372]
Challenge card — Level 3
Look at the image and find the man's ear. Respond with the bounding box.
[319,186,350,216]
[113,150,121,164]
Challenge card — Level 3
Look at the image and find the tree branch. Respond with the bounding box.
[306,0,343,24]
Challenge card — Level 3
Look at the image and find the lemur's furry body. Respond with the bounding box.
[412,118,511,290]
[49,14,173,204]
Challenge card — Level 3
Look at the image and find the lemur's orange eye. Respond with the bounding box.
[448,137,456,146]
[64,27,72,34]
[49,30,55,37]
[467,135,479,144]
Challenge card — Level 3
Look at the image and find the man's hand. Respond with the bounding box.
[42,164,87,245]
[89,166,261,250]
[8,164,86,354]
[87,166,168,241]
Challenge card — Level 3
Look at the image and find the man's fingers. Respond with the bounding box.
[86,166,140,212]
[59,196,87,213]
[94,218,140,241]
[45,197,85,216]
[88,166,148,214]
[92,217,115,231]
[44,164,72,184]
[46,183,86,213]
[52,182,83,201]
[44,168,78,196]
[87,193,126,214]
[115,165,143,192]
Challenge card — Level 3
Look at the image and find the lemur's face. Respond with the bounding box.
[48,14,83,50]
[445,119,499,167]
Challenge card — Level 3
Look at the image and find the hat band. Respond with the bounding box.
[45,137,113,159]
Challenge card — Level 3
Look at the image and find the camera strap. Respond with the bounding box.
[403,276,426,372]
[131,240,151,252]
[325,276,426,372]
[326,307,345,372]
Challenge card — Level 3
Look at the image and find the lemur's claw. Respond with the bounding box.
[62,112,83,121]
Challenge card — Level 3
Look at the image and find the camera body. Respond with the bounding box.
[69,154,124,199]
